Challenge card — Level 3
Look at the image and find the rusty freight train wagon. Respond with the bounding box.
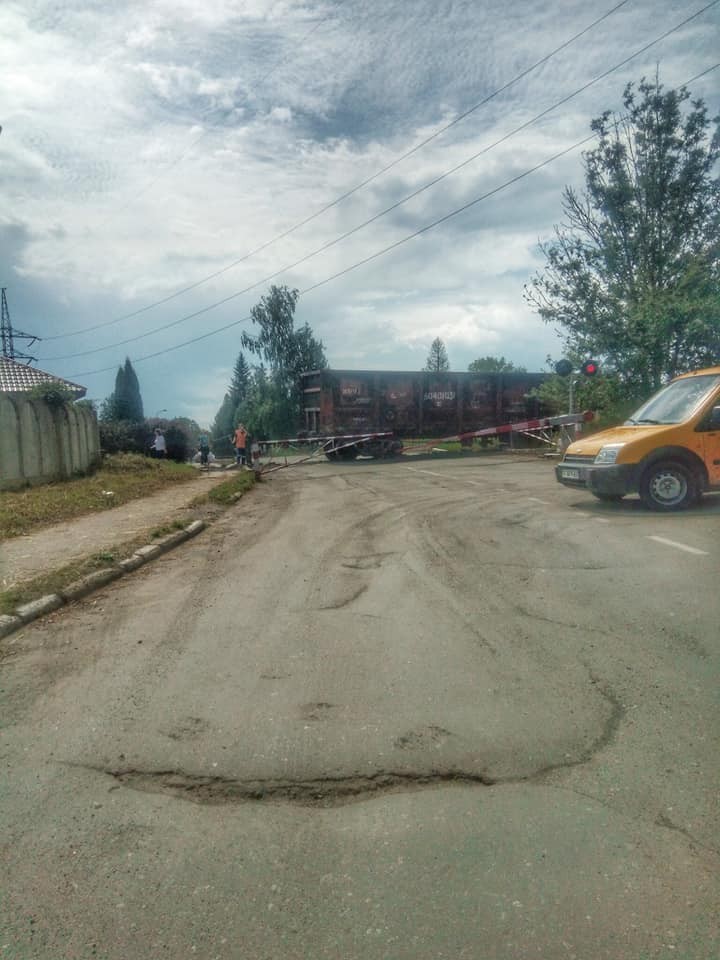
[300,369,550,457]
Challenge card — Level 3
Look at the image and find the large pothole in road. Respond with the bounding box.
[105,768,497,807]
[94,677,624,808]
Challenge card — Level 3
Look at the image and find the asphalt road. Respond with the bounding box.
[1,454,718,960]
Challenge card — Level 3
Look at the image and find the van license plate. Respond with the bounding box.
[561,468,580,480]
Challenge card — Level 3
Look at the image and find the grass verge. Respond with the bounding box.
[0,532,155,616]
[0,453,197,540]
[0,470,258,621]
[195,469,257,506]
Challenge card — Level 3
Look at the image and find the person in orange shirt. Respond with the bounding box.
[231,423,248,465]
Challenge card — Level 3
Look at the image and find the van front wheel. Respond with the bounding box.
[639,461,698,511]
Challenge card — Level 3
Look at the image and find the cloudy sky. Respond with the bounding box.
[2,0,718,425]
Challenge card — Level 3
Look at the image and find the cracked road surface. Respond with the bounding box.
[1,457,718,959]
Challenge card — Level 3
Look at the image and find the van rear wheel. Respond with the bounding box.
[639,460,698,511]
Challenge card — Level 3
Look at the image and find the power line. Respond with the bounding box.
[43,0,634,341]
[42,3,719,363]
[64,134,602,378]
[68,59,720,381]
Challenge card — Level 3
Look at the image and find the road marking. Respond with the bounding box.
[527,497,550,505]
[406,467,484,486]
[405,466,451,479]
[647,535,708,556]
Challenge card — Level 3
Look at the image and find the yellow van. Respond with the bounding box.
[556,366,720,510]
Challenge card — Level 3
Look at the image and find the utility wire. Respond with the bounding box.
[68,59,720,381]
[44,0,633,341]
[43,4,719,362]
[64,134,605,377]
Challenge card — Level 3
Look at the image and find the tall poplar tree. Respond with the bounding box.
[120,357,144,421]
[101,356,144,421]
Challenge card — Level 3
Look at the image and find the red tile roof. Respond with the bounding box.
[0,356,86,397]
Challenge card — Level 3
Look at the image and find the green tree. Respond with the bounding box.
[525,75,720,395]
[240,285,327,435]
[424,337,450,372]
[533,369,633,428]
[212,393,236,441]
[101,357,144,422]
[229,351,251,408]
[236,366,295,440]
[468,355,526,373]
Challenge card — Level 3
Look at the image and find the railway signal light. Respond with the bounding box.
[581,360,599,377]
[554,359,573,377]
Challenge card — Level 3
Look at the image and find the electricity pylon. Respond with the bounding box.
[1,288,40,363]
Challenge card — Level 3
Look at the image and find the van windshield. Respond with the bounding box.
[625,374,720,425]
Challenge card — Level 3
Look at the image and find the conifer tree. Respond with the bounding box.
[120,357,144,421]
[229,352,251,408]
[212,393,236,444]
[100,357,144,422]
[424,338,450,372]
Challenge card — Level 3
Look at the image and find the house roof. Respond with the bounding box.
[0,356,87,398]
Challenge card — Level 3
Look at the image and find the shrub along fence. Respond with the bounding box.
[99,419,194,462]
[0,395,101,491]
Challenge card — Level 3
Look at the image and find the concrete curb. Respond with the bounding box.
[15,594,64,623]
[0,520,207,641]
[0,614,24,639]
[60,567,124,603]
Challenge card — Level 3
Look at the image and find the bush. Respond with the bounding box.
[163,424,191,463]
[100,416,202,462]
[27,383,79,406]
[99,419,148,455]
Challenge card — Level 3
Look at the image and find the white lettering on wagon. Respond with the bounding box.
[424,391,455,401]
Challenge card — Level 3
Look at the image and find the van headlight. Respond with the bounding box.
[594,444,625,464]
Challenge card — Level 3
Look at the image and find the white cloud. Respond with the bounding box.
[2,0,717,417]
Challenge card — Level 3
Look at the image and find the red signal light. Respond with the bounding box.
[581,360,599,377]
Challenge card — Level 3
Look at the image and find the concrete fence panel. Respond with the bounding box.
[0,395,100,490]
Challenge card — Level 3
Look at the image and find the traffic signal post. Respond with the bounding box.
[554,359,599,425]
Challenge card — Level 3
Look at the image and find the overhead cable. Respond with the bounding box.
[67,59,720,380]
[42,5,719,362]
[43,0,633,341]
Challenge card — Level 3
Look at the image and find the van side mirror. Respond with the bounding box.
[711,405,720,429]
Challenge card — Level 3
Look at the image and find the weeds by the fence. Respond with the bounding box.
[0,454,196,540]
